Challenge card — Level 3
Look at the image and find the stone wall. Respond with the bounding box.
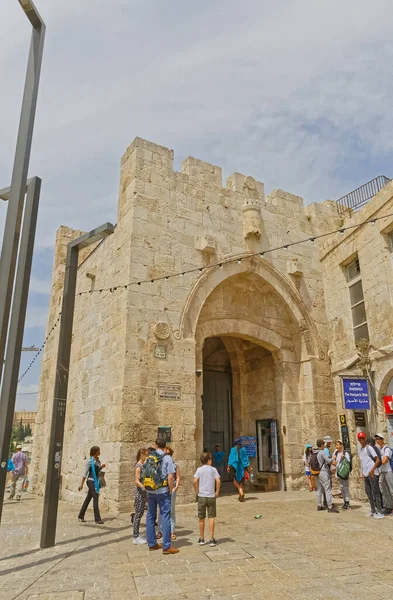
[32,137,340,511]
[320,181,393,496]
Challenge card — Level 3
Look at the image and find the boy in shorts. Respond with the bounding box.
[194,452,221,547]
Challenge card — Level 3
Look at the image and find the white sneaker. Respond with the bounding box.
[133,536,147,545]
[374,512,385,519]
[365,511,375,517]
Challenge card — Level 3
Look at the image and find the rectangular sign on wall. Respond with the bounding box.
[239,436,257,458]
[342,378,370,410]
[384,396,393,415]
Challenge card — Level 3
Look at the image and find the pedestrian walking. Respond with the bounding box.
[303,444,316,491]
[227,438,250,502]
[194,452,221,547]
[332,440,351,510]
[78,446,105,524]
[8,444,28,502]
[133,448,149,544]
[310,439,338,513]
[213,444,225,479]
[157,446,180,541]
[374,433,393,516]
[143,438,179,554]
[357,432,384,519]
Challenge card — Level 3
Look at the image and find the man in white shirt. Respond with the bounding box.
[374,433,393,516]
[357,431,384,519]
[194,452,221,547]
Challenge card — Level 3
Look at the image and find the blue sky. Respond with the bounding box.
[1,0,393,410]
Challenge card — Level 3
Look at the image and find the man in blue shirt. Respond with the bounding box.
[323,436,333,457]
[145,438,179,554]
[213,445,225,478]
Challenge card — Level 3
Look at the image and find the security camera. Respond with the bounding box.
[195,369,202,377]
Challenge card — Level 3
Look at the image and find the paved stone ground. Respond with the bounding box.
[1,489,393,600]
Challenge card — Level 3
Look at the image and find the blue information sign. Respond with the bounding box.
[342,378,370,410]
[239,436,257,457]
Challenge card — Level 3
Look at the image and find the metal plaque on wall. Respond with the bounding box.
[158,426,171,442]
[354,412,366,427]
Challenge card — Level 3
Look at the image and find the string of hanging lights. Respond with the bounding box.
[75,212,393,296]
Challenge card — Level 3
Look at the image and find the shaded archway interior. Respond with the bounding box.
[196,270,334,492]
[202,334,279,487]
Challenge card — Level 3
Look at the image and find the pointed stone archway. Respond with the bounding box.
[180,263,335,491]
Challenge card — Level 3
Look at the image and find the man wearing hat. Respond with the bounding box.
[374,433,393,515]
[323,436,333,457]
[357,432,384,518]
[8,444,28,502]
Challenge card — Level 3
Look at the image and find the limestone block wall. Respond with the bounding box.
[30,226,85,496]
[34,136,340,511]
[320,181,393,497]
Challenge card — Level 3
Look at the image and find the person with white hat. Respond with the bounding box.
[374,433,393,516]
[323,436,333,457]
[357,432,384,519]
[8,444,28,502]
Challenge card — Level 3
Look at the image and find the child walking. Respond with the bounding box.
[133,448,148,545]
[303,444,316,492]
[194,452,221,547]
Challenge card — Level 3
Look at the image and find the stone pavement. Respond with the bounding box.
[1,489,393,600]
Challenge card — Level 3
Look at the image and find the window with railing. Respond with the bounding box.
[346,258,369,342]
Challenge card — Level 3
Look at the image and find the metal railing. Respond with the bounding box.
[336,175,391,215]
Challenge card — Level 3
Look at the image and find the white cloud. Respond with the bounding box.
[24,306,49,329]
[1,1,392,240]
[29,276,51,295]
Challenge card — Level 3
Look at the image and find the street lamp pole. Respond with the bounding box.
[40,223,114,549]
[0,1,45,381]
[0,177,41,523]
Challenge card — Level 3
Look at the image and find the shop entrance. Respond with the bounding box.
[202,337,232,481]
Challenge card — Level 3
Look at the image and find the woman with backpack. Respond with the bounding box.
[227,439,250,502]
[78,446,105,524]
[303,444,316,492]
[133,448,149,544]
[332,439,351,510]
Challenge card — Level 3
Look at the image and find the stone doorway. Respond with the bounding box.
[202,337,233,481]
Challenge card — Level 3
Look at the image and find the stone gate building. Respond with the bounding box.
[30,138,393,511]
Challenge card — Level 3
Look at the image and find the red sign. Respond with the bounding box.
[384,396,393,415]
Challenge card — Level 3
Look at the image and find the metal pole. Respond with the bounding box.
[40,224,113,548]
[0,177,41,523]
[0,3,45,382]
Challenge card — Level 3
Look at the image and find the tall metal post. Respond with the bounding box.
[0,1,45,381]
[40,224,113,548]
[0,177,41,522]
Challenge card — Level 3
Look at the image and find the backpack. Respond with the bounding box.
[310,449,321,475]
[337,456,351,480]
[333,450,353,475]
[367,445,382,465]
[141,450,168,491]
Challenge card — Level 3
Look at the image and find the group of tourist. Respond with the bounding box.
[303,432,393,519]
[77,437,252,553]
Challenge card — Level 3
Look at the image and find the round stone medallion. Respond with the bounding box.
[245,176,256,190]
[154,321,171,340]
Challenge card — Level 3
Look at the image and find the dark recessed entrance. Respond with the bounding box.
[202,337,232,481]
